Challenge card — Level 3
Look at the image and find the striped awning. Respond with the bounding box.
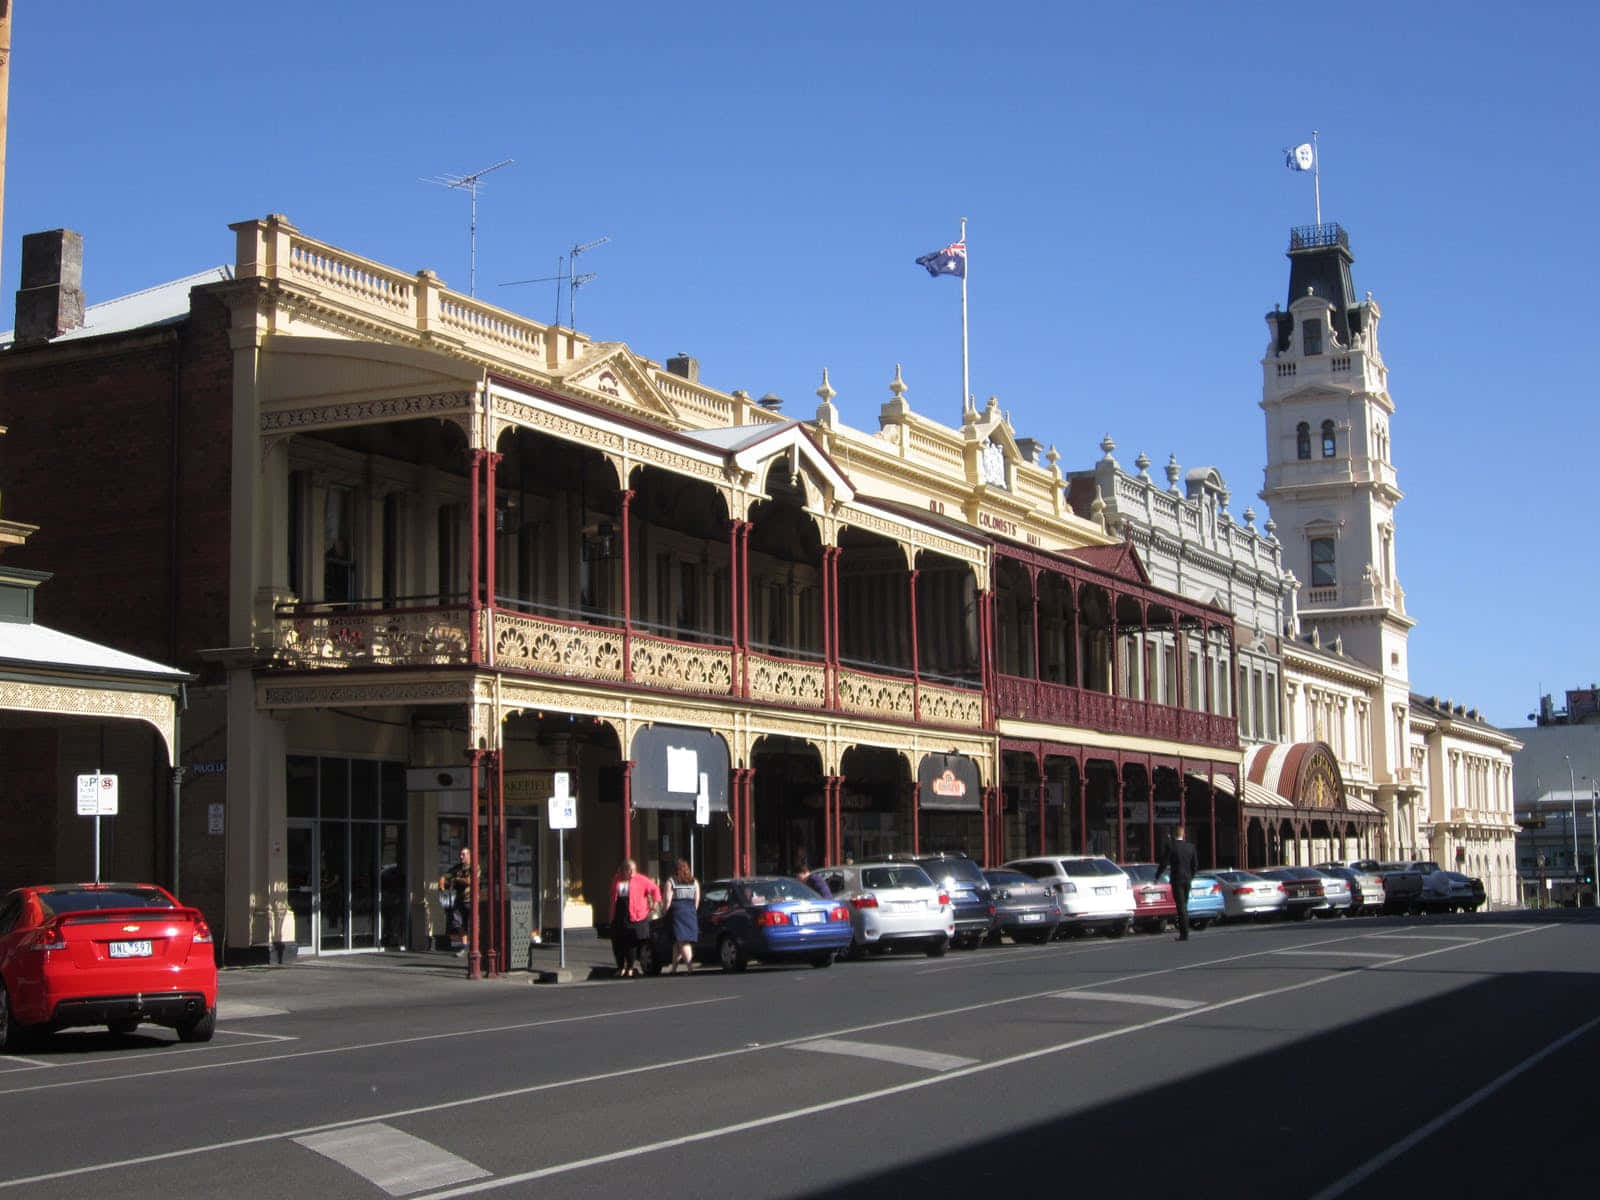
[1242,779,1293,810]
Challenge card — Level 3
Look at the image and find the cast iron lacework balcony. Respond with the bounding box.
[994,674,1236,751]
[272,596,471,667]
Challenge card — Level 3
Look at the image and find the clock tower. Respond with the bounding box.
[1258,222,1413,690]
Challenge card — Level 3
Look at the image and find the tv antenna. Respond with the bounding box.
[422,157,514,297]
[500,235,611,331]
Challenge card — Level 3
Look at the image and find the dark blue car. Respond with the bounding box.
[646,876,853,973]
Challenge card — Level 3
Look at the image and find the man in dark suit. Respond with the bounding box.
[1159,825,1200,940]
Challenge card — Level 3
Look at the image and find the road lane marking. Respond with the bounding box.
[1308,1010,1600,1200]
[1053,990,1205,1009]
[1368,934,1480,942]
[0,1055,53,1069]
[791,1038,977,1071]
[397,925,1560,1199]
[1272,950,1402,959]
[0,923,1551,1194]
[218,1003,289,1020]
[0,995,735,1097]
[295,1123,491,1196]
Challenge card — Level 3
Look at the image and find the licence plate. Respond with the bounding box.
[110,940,153,958]
[794,911,823,925]
[1095,886,1116,895]
[1020,913,1043,922]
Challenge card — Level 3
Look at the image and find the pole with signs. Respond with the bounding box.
[76,773,119,883]
[549,771,576,971]
[694,772,711,878]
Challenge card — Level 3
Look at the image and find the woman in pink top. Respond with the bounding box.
[609,859,662,977]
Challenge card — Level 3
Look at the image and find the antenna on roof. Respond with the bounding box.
[500,257,568,331]
[568,236,610,330]
[422,157,515,297]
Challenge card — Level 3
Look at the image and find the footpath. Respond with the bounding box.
[217,937,621,1021]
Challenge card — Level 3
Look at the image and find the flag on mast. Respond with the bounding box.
[915,240,967,278]
[1283,131,1323,227]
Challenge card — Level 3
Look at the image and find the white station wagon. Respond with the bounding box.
[1003,856,1135,936]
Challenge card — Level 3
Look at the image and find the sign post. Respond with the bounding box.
[694,771,710,878]
[76,773,119,883]
[549,771,576,972]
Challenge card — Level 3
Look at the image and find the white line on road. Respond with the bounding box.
[218,1003,289,1020]
[1272,950,1402,959]
[0,995,734,1097]
[0,924,1550,1193]
[295,1123,491,1196]
[1053,990,1205,1009]
[0,1055,53,1069]
[791,1038,978,1071]
[398,925,1556,1200]
[1307,1010,1600,1200]
[1367,934,1481,942]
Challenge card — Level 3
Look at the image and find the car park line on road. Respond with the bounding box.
[0,994,736,1097]
[0,922,1551,1194]
[790,1038,978,1071]
[1367,932,1481,941]
[1271,949,1404,959]
[294,1122,491,1196]
[1052,990,1206,1010]
[1306,1009,1600,1200]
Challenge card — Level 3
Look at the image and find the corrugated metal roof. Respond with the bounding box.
[0,266,232,350]
[0,620,189,682]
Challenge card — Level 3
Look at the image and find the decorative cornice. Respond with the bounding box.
[0,680,177,761]
[261,390,471,432]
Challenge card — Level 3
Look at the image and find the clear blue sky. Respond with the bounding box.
[4,1,1592,727]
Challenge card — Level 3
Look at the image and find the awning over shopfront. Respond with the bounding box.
[918,752,981,811]
[1237,741,1381,825]
[629,725,729,812]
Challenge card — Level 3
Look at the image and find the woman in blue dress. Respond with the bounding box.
[665,858,700,973]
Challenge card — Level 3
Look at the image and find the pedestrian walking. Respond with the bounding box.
[609,858,662,977]
[437,847,479,957]
[1158,824,1200,940]
[664,858,700,973]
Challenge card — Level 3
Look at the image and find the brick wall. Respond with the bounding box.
[0,286,233,671]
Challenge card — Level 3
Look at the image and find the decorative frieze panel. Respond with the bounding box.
[837,669,914,719]
[748,656,827,709]
[838,502,982,569]
[918,680,983,726]
[493,395,625,453]
[0,680,177,762]
[260,391,471,433]
[261,680,473,708]
[492,612,624,682]
[272,608,471,668]
[628,635,734,696]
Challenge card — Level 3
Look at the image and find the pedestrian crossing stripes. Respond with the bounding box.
[791,1038,977,1071]
[294,1122,491,1196]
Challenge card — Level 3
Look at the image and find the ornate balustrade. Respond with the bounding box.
[747,652,828,709]
[273,605,471,668]
[837,666,915,720]
[628,631,735,697]
[919,678,983,726]
[490,610,624,682]
[995,673,1238,750]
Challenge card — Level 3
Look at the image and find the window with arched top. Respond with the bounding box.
[1310,537,1336,587]
[1296,422,1311,460]
[1321,420,1336,458]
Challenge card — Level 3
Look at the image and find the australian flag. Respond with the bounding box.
[915,240,966,279]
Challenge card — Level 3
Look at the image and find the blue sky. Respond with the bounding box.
[3,1,1592,726]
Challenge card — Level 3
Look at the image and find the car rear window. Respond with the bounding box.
[983,870,1034,888]
[737,879,816,904]
[1122,864,1158,882]
[861,865,934,890]
[1007,862,1057,880]
[916,857,986,885]
[1062,858,1123,878]
[39,887,176,915]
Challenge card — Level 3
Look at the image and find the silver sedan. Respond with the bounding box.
[1200,870,1288,920]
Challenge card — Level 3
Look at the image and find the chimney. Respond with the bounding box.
[1016,437,1042,464]
[665,353,699,383]
[758,392,783,414]
[14,230,85,345]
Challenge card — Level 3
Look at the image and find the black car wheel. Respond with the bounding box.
[1027,928,1054,944]
[810,953,834,968]
[1105,921,1129,938]
[0,981,25,1053]
[637,939,662,977]
[176,1007,216,1044]
[718,936,747,973]
[924,937,949,958]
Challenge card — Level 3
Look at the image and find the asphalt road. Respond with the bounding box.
[1,910,1596,1199]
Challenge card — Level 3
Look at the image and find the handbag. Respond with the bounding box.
[647,897,664,921]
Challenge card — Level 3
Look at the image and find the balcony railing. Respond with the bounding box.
[995,673,1237,750]
[271,601,982,727]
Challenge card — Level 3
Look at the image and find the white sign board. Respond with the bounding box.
[549,771,576,830]
[76,773,118,816]
[695,772,710,826]
[666,746,698,794]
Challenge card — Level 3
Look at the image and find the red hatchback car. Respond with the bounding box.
[1120,863,1178,932]
[0,883,217,1050]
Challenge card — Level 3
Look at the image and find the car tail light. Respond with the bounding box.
[1058,881,1078,895]
[851,895,879,909]
[1231,886,1252,896]
[828,905,848,922]
[192,919,214,945]
[987,905,996,917]
[938,891,950,907]
[29,926,68,952]
[758,911,791,927]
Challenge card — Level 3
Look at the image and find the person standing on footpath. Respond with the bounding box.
[438,847,480,957]
[1158,824,1200,941]
[609,858,662,978]
[664,858,700,973]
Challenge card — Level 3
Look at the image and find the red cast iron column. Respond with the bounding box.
[909,569,921,721]
[622,489,635,681]
[468,450,483,664]
[620,759,634,863]
[466,746,483,980]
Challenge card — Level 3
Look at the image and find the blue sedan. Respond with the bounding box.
[1178,873,1226,929]
[647,876,853,973]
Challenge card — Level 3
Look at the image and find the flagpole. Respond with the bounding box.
[960,216,972,422]
[1312,130,1322,227]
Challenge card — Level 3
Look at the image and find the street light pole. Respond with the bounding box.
[1566,756,1579,883]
